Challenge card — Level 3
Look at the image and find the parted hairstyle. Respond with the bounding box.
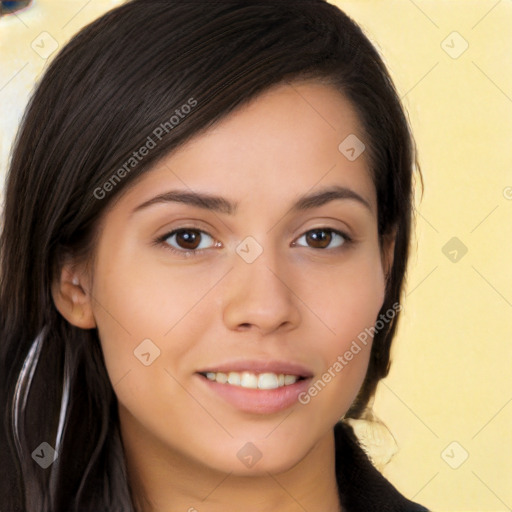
[0,1,420,510]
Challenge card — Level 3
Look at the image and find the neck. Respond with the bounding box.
[120,408,342,512]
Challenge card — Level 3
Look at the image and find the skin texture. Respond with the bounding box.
[53,81,394,512]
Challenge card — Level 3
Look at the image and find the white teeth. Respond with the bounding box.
[240,372,258,389]
[203,371,300,389]
[216,372,228,384]
[258,372,279,390]
[227,372,241,385]
[284,374,297,385]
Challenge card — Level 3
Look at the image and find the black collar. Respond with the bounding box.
[334,421,430,512]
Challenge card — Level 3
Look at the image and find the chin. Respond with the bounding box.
[198,432,319,477]
[220,451,305,477]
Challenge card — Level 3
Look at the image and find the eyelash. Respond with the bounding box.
[153,227,353,258]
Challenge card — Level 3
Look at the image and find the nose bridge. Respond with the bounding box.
[222,235,301,333]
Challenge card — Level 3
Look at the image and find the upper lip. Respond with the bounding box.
[197,359,314,378]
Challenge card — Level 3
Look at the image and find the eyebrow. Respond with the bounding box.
[130,184,372,217]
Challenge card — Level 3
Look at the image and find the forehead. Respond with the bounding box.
[114,80,376,215]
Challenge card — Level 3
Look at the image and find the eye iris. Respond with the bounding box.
[306,229,332,249]
[176,229,200,250]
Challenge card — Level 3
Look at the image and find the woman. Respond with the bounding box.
[0,1,429,510]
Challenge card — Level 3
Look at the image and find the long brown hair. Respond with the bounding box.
[0,1,419,510]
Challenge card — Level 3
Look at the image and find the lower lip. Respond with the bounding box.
[197,374,312,414]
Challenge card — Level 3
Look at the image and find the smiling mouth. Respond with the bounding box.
[198,371,307,390]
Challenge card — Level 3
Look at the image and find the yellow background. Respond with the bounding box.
[1,1,511,511]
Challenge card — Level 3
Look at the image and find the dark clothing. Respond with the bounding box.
[334,421,430,511]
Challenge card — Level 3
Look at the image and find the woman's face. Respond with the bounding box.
[81,81,391,475]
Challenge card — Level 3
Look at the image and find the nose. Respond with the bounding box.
[222,244,302,335]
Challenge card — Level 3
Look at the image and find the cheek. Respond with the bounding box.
[304,247,386,343]
[294,249,386,412]
[89,239,223,388]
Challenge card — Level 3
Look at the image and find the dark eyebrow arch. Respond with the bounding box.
[130,185,372,217]
[292,185,372,212]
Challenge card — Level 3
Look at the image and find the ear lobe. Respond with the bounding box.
[51,264,96,329]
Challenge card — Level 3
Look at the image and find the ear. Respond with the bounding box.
[380,227,396,285]
[51,263,97,329]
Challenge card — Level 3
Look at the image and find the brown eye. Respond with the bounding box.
[164,229,216,251]
[295,228,348,250]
